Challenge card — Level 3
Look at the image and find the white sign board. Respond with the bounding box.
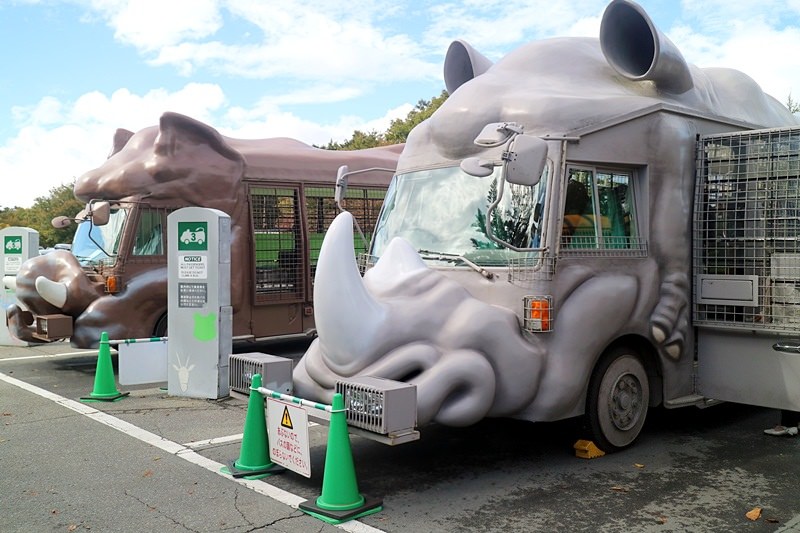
[178,254,208,279]
[267,398,311,478]
[118,341,168,385]
[4,256,21,273]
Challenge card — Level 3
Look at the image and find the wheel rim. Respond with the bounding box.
[607,372,643,431]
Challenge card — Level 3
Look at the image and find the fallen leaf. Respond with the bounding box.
[656,516,668,524]
[634,463,645,469]
[142,469,153,478]
[67,525,78,532]
[611,486,629,493]
[746,507,762,521]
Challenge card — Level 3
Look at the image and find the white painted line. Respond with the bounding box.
[184,433,244,449]
[0,370,388,533]
[0,351,98,362]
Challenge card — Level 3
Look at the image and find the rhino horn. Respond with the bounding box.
[35,276,68,308]
[314,211,387,371]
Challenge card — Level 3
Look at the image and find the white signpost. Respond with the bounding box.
[267,398,311,478]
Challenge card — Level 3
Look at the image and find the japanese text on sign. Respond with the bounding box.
[267,398,310,477]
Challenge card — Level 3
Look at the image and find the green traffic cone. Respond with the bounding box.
[299,392,382,524]
[221,374,282,479]
[80,332,129,402]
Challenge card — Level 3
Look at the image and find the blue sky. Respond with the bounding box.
[2,0,800,208]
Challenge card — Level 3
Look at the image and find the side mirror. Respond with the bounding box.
[335,165,349,207]
[91,201,111,226]
[505,135,548,186]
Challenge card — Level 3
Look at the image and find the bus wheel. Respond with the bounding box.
[153,313,168,338]
[587,347,649,452]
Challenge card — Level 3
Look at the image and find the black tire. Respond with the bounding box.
[587,347,649,452]
[153,313,168,338]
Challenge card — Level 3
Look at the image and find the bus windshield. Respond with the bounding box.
[371,165,548,266]
[71,206,129,267]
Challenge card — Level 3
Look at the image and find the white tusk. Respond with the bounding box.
[35,276,68,308]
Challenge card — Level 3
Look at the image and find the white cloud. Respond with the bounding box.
[87,0,222,50]
[422,0,607,57]
[84,0,439,83]
[669,14,800,105]
[0,81,411,208]
[220,98,413,146]
[0,83,227,208]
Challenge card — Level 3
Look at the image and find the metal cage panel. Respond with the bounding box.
[694,127,800,331]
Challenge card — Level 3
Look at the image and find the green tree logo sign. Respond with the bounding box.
[4,236,22,254]
[178,222,208,251]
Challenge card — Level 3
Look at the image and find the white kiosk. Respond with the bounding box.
[167,208,232,399]
[0,227,39,346]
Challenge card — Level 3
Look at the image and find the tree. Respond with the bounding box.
[385,90,449,145]
[787,94,800,114]
[0,182,84,248]
[322,90,449,150]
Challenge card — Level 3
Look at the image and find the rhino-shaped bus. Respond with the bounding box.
[294,0,800,451]
[4,112,400,349]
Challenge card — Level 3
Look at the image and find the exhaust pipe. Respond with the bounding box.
[600,0,693,94]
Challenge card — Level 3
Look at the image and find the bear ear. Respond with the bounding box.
[443,39,493,94]
[155,112,242,162]
[109,128,134,158]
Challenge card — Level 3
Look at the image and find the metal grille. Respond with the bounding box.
[305,187,386,286]
[522,295,553,333]
[362,252,558,283]
[228,352,293,396]
[694,127,800,331]
[335,376,417,435]
[357,253,376,276]
[559,236,648,257]
[250,187,302,301]
[507,254,555,285]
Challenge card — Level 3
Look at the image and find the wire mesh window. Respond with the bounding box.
[694,127,800,331]
[304,186,387,282]
[560,166,644,254]
[251,187,302,301]
[132,208,165,256]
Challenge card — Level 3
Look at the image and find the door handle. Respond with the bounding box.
[772,342,800,353]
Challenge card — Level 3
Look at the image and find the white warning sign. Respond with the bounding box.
[267,398,310,477]
[178,254,208,279]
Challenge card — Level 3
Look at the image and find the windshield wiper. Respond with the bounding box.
[417,249,495,280]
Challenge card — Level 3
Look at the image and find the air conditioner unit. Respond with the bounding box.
[228,352,293,398]
[335,376,416,435]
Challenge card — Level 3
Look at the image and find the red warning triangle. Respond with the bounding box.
[281,406,293,429]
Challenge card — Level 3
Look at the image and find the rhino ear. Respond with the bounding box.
[155,112,242,163]
[444,40,493,94]
[109,128,134,158]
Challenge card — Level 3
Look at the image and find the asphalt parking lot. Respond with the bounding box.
[2,339,799,533]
